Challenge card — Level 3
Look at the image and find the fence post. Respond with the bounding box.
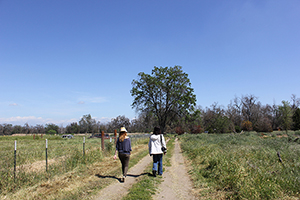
[45,139,48,172]
[83,137,85,156]
[101,131,105,151]
[114,129,117,144]
[14,140,17,182]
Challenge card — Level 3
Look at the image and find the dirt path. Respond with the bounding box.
[93,153,152,200]
[153,138,197,200]
[93,138,197,200]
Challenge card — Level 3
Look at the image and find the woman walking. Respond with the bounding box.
[113,127,132,182]
[148,127,167,177]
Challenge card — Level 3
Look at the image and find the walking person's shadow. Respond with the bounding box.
[95,172,150,183]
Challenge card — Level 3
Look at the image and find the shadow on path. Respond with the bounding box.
[95,174,119,181]
[95,172,150,182]
[127,172,150,178]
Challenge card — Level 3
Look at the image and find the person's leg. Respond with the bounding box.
[152,154,158,171]
[152,154,159,176]
[123,154,130,177]
[158,154,163,175]
[118,153,126,181]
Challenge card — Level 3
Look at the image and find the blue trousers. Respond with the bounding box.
[152,154,163,175]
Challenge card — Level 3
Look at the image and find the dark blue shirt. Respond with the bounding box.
[116,137,132,154]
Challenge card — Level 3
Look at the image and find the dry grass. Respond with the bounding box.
[1,144,148,200]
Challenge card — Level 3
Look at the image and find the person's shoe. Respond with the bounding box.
[120,177,124,182]
[152,170,157,177]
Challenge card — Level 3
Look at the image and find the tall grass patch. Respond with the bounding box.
[180,133,300,199]
[0,134,151,199]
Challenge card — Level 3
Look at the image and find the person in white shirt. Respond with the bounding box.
[148,127,167,177]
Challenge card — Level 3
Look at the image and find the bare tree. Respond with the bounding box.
[291,94,300,111]
[202,103,233,133]
[226,97,243,132]
[1,124,13,135]
[241,94,258,122]
[108,115,131,132]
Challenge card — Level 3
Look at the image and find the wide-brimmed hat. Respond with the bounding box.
[120,127,127,133]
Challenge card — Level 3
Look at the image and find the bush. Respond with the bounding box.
[190,125,203,134]
[175,127,185,135]
[295,130,300,136]
[241,120,253,131]
[235,125,241,133]
[47,129,57,134]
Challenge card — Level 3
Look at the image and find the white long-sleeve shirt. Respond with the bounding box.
[148,134,167,155]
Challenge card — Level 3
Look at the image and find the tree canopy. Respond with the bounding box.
[131,66,196,133]
[278,100,293,133]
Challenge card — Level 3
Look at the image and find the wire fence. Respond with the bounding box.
[0,133,150,194]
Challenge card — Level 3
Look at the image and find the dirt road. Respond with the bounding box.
[93,153,152,200]
[93,138,197,200]
[153,138,197,200]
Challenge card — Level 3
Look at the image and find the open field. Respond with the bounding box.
[1,131,300,199]
[180,131,300,199]
[0,133,150,199]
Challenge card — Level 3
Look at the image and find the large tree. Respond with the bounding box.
[79,114,97,133]
[131,66,196,133]
[45,123,59,134]
[108,115,131,132]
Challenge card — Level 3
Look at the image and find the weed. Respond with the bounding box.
[180,133,300,199]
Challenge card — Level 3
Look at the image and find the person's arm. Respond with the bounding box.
[162,135,167,155]
[162,135,167,148]
[114,138,119,159]
[113,150,118,160]
[148,138,152,156]
[129,138,132,155]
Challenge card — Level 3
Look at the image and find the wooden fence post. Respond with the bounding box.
[101,131,105,151]
[114,129,117,144]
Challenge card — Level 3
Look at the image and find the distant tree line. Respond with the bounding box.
[1,94,299,136]
[1,66,299,135]
[197,94,300,134]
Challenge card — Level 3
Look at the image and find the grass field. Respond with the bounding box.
[180,131,300,199]
[2,131,300,199]
[0,133,149,198]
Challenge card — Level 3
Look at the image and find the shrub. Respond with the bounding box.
[47,129,57,134]
[175,127,185,135]
[190,125,203,134]
[235,125,241,133]
[241,120,253,131]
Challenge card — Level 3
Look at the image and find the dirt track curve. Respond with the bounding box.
[93,138,197,200]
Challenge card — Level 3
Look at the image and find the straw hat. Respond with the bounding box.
[120,127,127,133]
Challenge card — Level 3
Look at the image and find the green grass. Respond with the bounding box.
[122,166,162,200]
[180,133,300,199]
[0,134,149,196]
[164,136,175,167]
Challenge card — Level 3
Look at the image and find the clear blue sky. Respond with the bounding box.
[1,0,299,126]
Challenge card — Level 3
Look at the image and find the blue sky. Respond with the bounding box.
[1,0,299,126]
